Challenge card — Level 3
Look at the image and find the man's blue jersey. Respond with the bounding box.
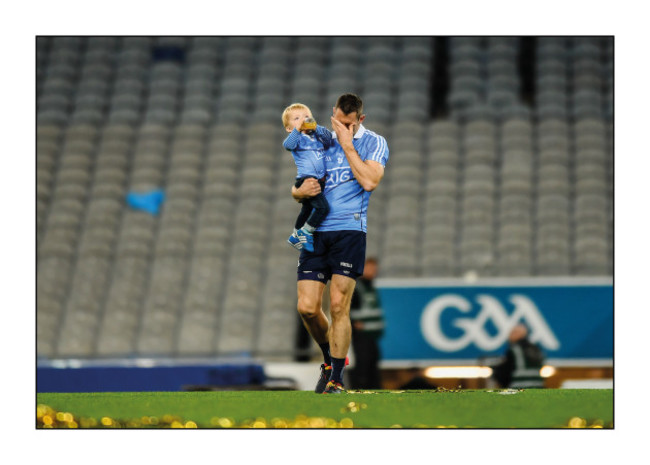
[318,124,389,233]
[283,126,333,179]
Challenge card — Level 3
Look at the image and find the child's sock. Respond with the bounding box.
[330,356,347,384]
[319,342,331,366]
[302,223,315,234]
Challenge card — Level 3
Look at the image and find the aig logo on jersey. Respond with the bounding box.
[420,293,560,352]
[326,168,353,186]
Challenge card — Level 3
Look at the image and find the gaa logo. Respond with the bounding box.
[420,294,560,352]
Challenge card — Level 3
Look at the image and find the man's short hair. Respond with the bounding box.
[335,93,363,118]
[281,103,312,128]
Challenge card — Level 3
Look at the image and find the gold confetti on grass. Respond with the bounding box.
[37,404,359,429]
[36,403,612,429]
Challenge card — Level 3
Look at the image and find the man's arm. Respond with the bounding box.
[291,177,321,202]
[330,117,384,192]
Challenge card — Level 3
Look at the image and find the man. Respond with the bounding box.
[349,257,385,390]
[291,94,389,394]
[491,324,546,389]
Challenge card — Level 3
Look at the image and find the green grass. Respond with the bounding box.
[37,389,613,429]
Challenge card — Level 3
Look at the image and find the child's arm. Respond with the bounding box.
[283,128,302,151]
[315,125,334,148]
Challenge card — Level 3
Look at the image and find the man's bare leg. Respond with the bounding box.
[326,274,357,387]
[297,279,335,393]
[297,279,329,345]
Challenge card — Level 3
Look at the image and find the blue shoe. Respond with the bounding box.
[287,232,303,251]
[296,228,314,252]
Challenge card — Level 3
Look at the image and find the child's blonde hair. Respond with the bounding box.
[281,103,312,128]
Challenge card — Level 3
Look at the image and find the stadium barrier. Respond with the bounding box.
[37,357,266,393]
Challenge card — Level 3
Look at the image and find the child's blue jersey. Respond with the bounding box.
[283,126,333,179]
[318,124,389,233]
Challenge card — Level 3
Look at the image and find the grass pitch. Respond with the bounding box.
[36,389,613,428]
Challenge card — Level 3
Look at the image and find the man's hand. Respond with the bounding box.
[291,177,321,201]
[331,116,355,150]
[330,116,384,192]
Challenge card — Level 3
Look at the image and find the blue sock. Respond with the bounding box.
[330,356,346,384]
[319,342,331,366]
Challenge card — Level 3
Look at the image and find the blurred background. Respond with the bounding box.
[36,36,613,391]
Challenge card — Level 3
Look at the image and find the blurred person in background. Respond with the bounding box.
[291,93,389,394]
[491,324,546,389]
[349,257,385,390]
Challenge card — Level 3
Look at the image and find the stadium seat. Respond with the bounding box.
[35,35,613,360]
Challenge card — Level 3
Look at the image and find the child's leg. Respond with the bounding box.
[288,177,315,251]
[293,199,317,252]
[302,193,330,233]
[294,200,313,231]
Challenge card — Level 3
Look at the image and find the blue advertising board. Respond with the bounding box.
[375,277,613,363]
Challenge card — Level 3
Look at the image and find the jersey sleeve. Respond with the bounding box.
[315,125,334,148]
[282,128,301,151]
[365,134,389,166]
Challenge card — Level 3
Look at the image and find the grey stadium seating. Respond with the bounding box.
[36,36,613,360]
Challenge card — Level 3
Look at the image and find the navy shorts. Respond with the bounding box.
[297,230,366,283]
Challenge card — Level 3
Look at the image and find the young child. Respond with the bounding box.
[282,103,333,252]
